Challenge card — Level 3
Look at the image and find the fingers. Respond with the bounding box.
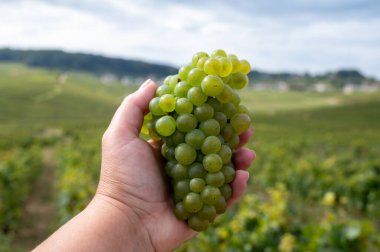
[238,127,254,148]
[227,170,250,206]
[107,79,156,140]
[234,148,256,170]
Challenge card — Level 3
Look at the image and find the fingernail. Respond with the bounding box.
[139,79,152,90]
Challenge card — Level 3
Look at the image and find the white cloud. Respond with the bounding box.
[0,0,379,78]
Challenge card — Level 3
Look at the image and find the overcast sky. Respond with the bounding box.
[0,0,379,78]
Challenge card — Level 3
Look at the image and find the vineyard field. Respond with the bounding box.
[0,63,379,251]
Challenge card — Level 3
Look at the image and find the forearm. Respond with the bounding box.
[34,194,155,252]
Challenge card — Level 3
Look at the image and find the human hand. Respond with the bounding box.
[96,79,256,251]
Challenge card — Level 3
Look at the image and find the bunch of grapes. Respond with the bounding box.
[142,49,252,231]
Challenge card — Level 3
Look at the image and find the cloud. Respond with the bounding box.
[0,0,379,78]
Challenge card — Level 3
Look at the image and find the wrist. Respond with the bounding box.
[89,194,156,252]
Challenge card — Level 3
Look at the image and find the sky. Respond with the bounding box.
[0,0,379,78]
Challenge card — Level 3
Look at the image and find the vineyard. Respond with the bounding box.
[0,64,379,251]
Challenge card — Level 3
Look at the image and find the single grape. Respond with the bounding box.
[203,58,221,75]
[192,52,209,66]
[207,97,222,112]
[147,119,161,140]
[203,153,223,172]
[199,119,220,136]
[201,75,224,97]
[227,134,240,149]
[230,113,251,135]
[174,81,191,98]
[155,115,176,137]
[156,85,172,96]
[174,180,190,199]
[161,143,175,160]
[221,165,236,183]
[220,184,232,200]
[188,162,207,179]
[163,75,172,85]
[214,195,227,214]
[228,54,240,73]
[190,178,206,193]
[237,105,249,114]
[169,74,180,89]
[149,97,165,116]
[216,84,234,103]
[227,72,249,89]
[185,129,206,150]
[174,143,197,165]
[175,98,193,114]
[183,192,203,213]
[205,171,225,187]
[201,185,221,205]
[170,130,185,145]
[194,104,214,122]
[171,163,188,180]
[159,94,176,112]
[178,64,193,81]
[213,112,227,129]
[231,89,241,106]
[196,57,208,69]
[164,160,177,176]
[221,124,234,141]
[188,215,209,232]
[221,102,237,119]
[201,136,221,155]
[187,68,206,86]
[197,205,217,221]
[176,114,198,133]
[174,202,190,220]
[187,86,208,106]
[218,57,233,77]
[239,59,251,74]
[211,49,227,58]
[218,145,232,164]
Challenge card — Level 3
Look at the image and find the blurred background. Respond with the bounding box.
[0,0,379,251]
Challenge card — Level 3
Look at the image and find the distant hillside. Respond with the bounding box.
[0,48,377,89]
[0,48,177,78]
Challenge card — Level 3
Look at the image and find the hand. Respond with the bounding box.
[35,79,256,252]
[97,79,256,251]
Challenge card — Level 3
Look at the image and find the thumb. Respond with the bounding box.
[107,79,156,140]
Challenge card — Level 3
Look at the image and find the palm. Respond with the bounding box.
[100,136,195,251]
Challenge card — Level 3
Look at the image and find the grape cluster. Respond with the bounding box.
[142,49,252,231]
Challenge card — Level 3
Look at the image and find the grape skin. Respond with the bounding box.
[144,49,252,231]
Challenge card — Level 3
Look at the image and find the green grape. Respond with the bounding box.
[213,112,227,129]
[237,105,249,114]
[218,145,232,164]
[175,98,193,114]
[217,135,225,145]
[155,115,176,136]
[183,192,203,213]
[203,153,223,172]
[207,97,222,112]
[190,178,206,193]
[203,58,221,75]
[201,185,221,205]
[196,57,208,69]
[221,124,234,141]
[161,143,175,160]
[185,129,206,150]
[164,160,176,175]
[201,136,221,155]
[205,171,225,187]
[216,84,234,103]
[171,163,188,180]
[156,85,172,96]
[194,104,214,122]
[239,59,251,74]
[214,195,227,214]
[174,202,190,220]
[192,51,209,66]
[220,184,232,200]
[231,89,241,106]
[159,94,176,112]
[218,57,233,77]
[188,215,209,232]
[201,75,224,97]
[221,164,235,183]
[174,180,190,199]
[199,119,220,136]
[170,130,185,145]
[149,97,165,116]
[227,72,249,89]
[188,162,207,179]
[227,134,240,149]
[197,205,217,221]
[211,49,227,58]
[228,54,240,73]
[174,81,191,98]
[176,114,198,133]
[169,74,180,89]
[174,143,197,165]
[221,102,237,119]
[163,75,172,85]
[230,113,251,135]
[147,119,161,141]
[187,68,206,86]
[178,64,193,81]
[187,86,208,106]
